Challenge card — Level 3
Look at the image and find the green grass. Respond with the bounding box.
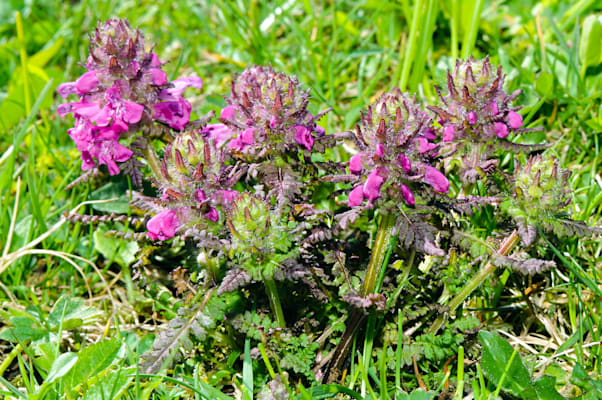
[0,0,601,398]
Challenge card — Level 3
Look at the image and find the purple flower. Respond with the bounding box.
[489,102,499,116]
[293,125,314,151]
[216,190,239,205]
[220,105,236,120]
[506,111,523,129]
[205,207,219,222]
[493,122,509,138]
[147,209,181,241]
[424,166,449,193]
[348,185,365,207]
[349,153,364,174]
[363,170,384,201]
[400,183,415,206]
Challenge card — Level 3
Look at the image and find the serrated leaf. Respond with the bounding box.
[478,331,532,396]
[45,352,78,384]
[61,338,121,390]
[579,14,602,71]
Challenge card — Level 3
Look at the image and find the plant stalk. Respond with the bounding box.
[427,230,520,334]
[264,277,286,328]
[323,214,397,383]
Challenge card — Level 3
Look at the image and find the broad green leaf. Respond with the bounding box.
[89,182,131,214]
[579,14,602,71]
[535,72,554,97]
[570,363,602,396]
[0,316,47,342]
[520,376,565,400]
[45,352,78,384]
[61,338,121,390]
[83,366,135,400]
[47,295,102,330]
[29,37,64,67]
[478,331,532,396]
[93,225,139,268]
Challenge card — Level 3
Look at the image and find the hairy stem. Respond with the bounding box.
[141,144,164,183]
[427,230,520,334]
[264,277,286,328]
[323,213,397,383]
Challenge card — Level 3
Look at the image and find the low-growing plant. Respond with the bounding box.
[4,14,599,399]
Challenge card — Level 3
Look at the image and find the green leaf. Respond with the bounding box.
[478,331,532,396]
[82,366,135,400]
[535,72,554,97]
[93,225,139,268]
[89,182,131,214]
[47,295,102,331]
[579,14,602,71]
[570,363,602,396]
[61,338,121,390]
[520,376,565,400]
[294,384,364,400]
[0,316,47,342]
[45,352,78,384]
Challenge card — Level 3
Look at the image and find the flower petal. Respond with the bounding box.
[424,166,449,193]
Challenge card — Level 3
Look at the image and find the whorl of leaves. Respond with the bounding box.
[140,289,227,373]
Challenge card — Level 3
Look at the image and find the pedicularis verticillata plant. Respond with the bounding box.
[59,19,600,385]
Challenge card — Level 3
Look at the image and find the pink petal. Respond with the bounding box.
[506,111,523,129]
[349,153,364,174]
[57,82,77,99]
[149,68,168,86]
[400,183,415,205]
[443,125,455,142]
[467,111,477,125]
[417,138,437,154]
[122,101,144,123]
[75,71,99,94]
[167,76,203,97]
[489,102,499,116]
[293,125,314,151]
[424,166,449,193]
[348,185,365,207]
[493,122,509,138]
[375,143,385,158]
[220,105,236,120]
[363,170,384,201]
[202,123,235,147]
[153,98,192,130]
[195,189,207,203]
[205,207,219,222]
[147,209,181,241]
[398,154,411,173]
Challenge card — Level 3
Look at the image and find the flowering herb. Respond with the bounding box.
[57,19,202,183]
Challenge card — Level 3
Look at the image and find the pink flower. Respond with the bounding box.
[205,207,219,222]
[147,209,181,241]
[424,166,449,193]
[489,102,499,116]
[397,154,411,173]
[348,185,365,207]
[349,153,364,174]
[216,190,239,205]
[194,189,207,203]
[105,86,144,126]
[57,71,99,98]
[220,105,236,120]
[363,169,384,201]
[443,125,456,142]
[506,111,523,129]
[202,123,235,148]
[467,111,477,125]
[493,122,509,138]
[417,138,437,154]
[293,125,314,151]
[375,143,385,158]
[153,97,192,130]
[400,183,415,205]
[228,127,256,151]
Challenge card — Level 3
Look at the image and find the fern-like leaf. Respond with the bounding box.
[493,254,556,275]
[397,213,445,256]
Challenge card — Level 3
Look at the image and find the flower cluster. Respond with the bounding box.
[219,65,326,157]
[347,89,449,208]
[57,19,202,175]
[146,127,239,241]
[429,57,525,183]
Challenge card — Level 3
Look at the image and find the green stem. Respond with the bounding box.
[265,277,286,328]
[361,214,397,297]
[461,0,485,59]
[323,214,397,383]
[427,230,520,334]
[142,145,165,183]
